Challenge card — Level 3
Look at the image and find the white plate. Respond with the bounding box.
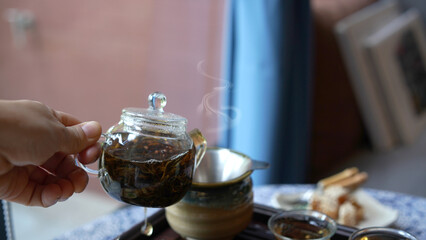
[353,190,398,228]
[272,189,398,228]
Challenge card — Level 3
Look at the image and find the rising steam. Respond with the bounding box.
[197,60,240,134]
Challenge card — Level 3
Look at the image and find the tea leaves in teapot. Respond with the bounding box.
[99,132,195,207]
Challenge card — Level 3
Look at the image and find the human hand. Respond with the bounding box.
[0,100,102,207]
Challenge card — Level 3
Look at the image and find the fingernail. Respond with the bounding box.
[43,196,59,207]
[81,121,101,140]
[42,196,58,207]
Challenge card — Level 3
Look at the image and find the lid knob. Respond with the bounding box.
[148,92,167,112]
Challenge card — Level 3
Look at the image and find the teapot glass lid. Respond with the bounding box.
[122,92,187,125]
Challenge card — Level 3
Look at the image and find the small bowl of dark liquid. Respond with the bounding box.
[349,227,418,240]
[268,210,337,240]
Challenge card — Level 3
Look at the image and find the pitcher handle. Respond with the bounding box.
[74,133,106,175]
[189,129,207,169]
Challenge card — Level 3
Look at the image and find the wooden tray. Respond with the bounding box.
[115,204,356,240]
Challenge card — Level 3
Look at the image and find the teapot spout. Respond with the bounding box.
[251,159,270,171]
[189,128,207,169]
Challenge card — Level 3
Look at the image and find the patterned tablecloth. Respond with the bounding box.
[55,184,426,240]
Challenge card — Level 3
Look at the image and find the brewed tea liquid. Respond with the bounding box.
[272,217,330,239]
[99,132,195,208]
[352,234,411,240]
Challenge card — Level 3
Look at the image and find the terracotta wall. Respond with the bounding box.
[0,0,226,194]
[0,0,225,142]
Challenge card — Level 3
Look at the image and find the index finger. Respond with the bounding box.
[52,110,82,126]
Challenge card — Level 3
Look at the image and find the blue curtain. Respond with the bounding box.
[220,0,312,185]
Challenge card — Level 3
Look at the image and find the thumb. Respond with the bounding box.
[60,121,102,154]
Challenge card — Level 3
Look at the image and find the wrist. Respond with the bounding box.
[0,100,17,154]
[0,100,28,168]
[0,100,21,126]
[0,153,13,176]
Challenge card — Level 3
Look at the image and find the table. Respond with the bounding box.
[254,184,426,239]
[54,184,426,240]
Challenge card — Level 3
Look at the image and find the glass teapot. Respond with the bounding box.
[78,92,207,208]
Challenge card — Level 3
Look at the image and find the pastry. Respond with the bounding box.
[309,168,368,227]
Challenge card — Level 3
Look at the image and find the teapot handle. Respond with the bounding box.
[189,129,207,169]
[74,133,106,175]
